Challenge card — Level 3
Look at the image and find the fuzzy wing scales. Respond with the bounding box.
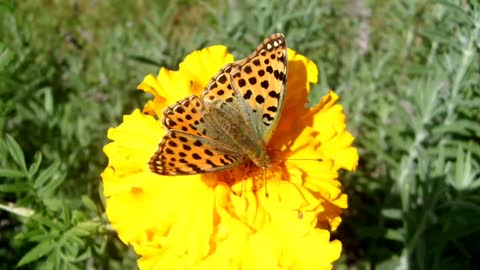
[230,33,288,141]
[161,95,208,137]
[149,130,244,175]
[149,34,288,176]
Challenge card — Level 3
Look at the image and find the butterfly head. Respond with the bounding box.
[252,155,271,170]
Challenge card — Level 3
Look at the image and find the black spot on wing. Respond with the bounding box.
[255,95,265,104]
[218,74,227,84]
[261,80,269,89]
[174,106,185,114]
[269,91,280,99]
[238,79,246,87]
[267,106,277,112]
[243,90,253,100]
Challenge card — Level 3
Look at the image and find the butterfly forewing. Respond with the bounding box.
[201,34,288,140]
[229,33,287,141]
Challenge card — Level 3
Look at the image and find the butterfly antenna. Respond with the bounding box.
[240,175,246,197]
[287,158,323,162]
[263,167,269,198]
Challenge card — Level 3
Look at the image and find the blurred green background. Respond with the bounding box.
[1,0,479,269]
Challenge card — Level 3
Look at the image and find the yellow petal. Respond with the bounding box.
[102,41,357,270]
[137,69,190,116]
[180,45,234,95]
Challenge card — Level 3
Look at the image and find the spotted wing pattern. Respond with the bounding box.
[149,130,243,175]
[161,96,208,137]
[150,95,245,175]
[149,34,287,175]
[202,33,287,141]
[201,64,238,104]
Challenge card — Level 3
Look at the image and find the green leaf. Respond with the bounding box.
[38,252,58,270]
[0,183,29,192]
[448,147,480,190]
[0,43,14,71]
[432,119,480,138]
[5,134,27,172]
[74,248,92,262]
[385,229,404,242]
[62,206,72,228]
[377,256,401,270]
[0,168,26,178]
[128,54,162,66]
[28,152,43,177]
[381,208,403,220]
[17,240,55,267]
[74,221,99,236]
[64,231,85,247]
[34,216,63,233]
[434,0,473,25]
[39,174,65,197]
[34,160,61,189]
[81,195,98,212]
[418,28,459,49]
[42,87,54,115]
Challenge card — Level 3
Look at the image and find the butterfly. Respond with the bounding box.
[149,33,287,175]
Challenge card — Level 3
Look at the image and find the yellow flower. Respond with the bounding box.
[102,41,358,270]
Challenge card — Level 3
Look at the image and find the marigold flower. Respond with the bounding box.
[102,40,358,270]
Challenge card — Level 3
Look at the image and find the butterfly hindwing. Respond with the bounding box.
[162,96,208,137]
[149,130,245,175]
[153,96,247,174]
[201,64,241,107]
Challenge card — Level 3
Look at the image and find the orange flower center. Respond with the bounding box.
[212,149,288,195]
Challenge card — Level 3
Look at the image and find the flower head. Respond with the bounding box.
[102,39,358,270]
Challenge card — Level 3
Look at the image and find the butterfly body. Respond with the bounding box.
[149,34,287,175]
[202,96,271,168]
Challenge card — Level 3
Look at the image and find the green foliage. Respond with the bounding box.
[335,1,480,269]
[1,0,479,269]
